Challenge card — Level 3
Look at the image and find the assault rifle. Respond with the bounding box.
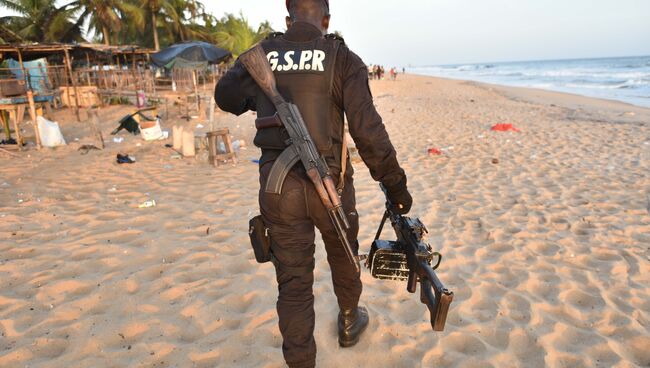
[366,184,454,331]
[239,44,360,273]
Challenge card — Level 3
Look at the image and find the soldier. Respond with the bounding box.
[215,1,412,367]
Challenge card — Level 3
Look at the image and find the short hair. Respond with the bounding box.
[288,0,330,21]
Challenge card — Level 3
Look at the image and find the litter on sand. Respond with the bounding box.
[427,148,443,155]
[113,137,124,143]
[138,200,156,208]
[116,154,136,164]
[491,124,520,132]
[78,145,100,155]
[37,116,67,147]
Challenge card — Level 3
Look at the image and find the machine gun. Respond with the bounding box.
[239,44,359,273]
[366,185,454,331]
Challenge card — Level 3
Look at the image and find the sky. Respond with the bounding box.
[207,0,650,66]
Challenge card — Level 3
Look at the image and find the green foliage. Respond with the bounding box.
[0,0,274,55]
[210,13,273,57]
[0,0,84,43]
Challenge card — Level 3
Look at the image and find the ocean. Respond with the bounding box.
[411,56,650,108]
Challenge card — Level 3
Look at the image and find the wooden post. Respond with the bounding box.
[192,70,200,113]
[1,111,11,140]
[9,109,23,150]
[17,49,38,149]
[208,93,215,131]
[85,52,92,86]
[16,49,29,88]
[89,108,105,149]
[132,50,139,105]
[63,48,81,121]
[27,90,42,149]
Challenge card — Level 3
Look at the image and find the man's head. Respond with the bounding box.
[285,0,330,35]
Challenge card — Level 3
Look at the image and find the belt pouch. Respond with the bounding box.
[249,215,272,263]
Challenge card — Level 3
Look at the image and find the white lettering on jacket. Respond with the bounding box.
[267,50,326,72]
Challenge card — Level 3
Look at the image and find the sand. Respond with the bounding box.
[1,74,649,368]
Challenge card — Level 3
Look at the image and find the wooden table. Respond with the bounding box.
[0,95,52,150]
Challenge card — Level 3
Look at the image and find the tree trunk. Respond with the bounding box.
[152,12,160,51]
[102,26,110,45]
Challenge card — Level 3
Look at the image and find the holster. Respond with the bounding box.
[248,215,272,263]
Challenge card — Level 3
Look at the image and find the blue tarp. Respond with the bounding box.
[7,58,52,94]
[151,42,231,69]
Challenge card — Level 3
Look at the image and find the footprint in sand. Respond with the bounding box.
[188,349,221,368]
[560,288,605,312]
[585,342,623,366]
[500,293,532,323]
[442,331,487,355]
[507,327,545,363]
[528,240,560,256]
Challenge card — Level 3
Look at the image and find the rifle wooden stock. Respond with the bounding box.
[239,45,285,107]
[323,176,350,229]
[306,168,334,210]
[421,262,454,331]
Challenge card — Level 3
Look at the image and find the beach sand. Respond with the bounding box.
[1,74,649,367]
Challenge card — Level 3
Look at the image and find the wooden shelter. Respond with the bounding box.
[0,42,224,151]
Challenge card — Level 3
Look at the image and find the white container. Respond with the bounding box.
[140,118,163,141]
[37,116,66,147]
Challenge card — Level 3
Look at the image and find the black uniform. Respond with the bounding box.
[215,22,406,368]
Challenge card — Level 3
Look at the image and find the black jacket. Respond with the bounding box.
[215,22,405,188]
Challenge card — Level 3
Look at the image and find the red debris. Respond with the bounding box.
[428,148,443,155]
[491,124,520,132]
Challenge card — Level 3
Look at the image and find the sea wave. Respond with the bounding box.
[412,56,650,107]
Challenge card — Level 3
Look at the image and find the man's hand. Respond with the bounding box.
[384,177,413,215]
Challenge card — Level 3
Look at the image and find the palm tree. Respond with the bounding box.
[138,0,178,50]
[212,13,273,57]
[165,0,212,42]
[0,22,24,44]
[67,0,142,45]
[0,0,84,43]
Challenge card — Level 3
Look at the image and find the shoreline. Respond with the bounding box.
[410,71,650,112]
[408,73,650,125]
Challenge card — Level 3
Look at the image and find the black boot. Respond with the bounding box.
[338,306,369,348]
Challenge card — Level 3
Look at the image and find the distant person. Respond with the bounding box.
[214,0,412,367]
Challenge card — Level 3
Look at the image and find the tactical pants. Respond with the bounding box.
[259,162,362,368]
